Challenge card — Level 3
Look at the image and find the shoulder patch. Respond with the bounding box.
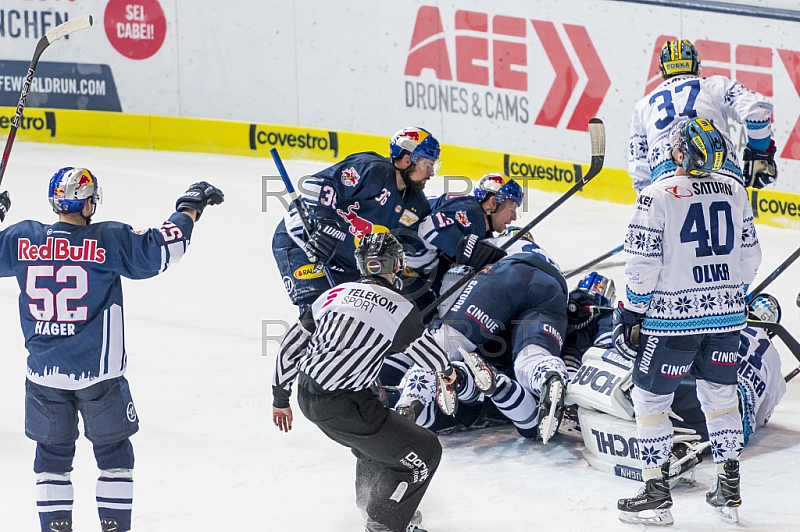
[341,167,361,187]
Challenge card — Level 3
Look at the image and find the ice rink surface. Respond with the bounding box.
[0,142,798,531]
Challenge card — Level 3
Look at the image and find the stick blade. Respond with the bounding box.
[588,118,606,158]
[45,15,93,44]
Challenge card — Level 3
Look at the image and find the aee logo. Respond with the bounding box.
[404,6,608,131]
[645,35,800,160]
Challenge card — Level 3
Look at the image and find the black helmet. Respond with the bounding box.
[354,232,406,277]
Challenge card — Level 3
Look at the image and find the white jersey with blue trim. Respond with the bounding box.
[623,173,761,335]
[0,212,194,390]
[629,74,773,191]
[737,326,786,444]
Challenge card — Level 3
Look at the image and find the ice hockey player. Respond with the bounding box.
[613,117,761,525]
[0,169,223,532]
[272,127,440,310]
[394,267,613,444]
[395,228,572,444]
[570,293,787,493]
[408,174,523,275]
[272,232,456,532]
[629,39,778,192]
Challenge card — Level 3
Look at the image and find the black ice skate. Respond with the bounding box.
[458,347,498,395]
[101,518,119,532]
[663,440,708,488]
[365,514,427,532]
[49,519,72,532]
[537,371,566,445]
[396,400,424,423]
[617,477,674,526]
[706,459,741,524]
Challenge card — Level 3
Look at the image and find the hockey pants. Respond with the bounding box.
[298,374,442,532]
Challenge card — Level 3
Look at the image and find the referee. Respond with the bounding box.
[272,232,455,532]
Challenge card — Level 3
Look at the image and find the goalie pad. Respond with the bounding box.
[565,346,634,421]
[578,408,642,481]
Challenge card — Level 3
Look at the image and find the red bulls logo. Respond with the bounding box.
[337,202,374,239]
[341,167,361,187]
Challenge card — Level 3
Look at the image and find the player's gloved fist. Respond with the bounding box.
[612,302,645,360]
[305,217,346,268]
[567,288,599,329]
[456,234,506,269]
[175,181,225,221]
[743,140,778,189]
[0,191,10,222]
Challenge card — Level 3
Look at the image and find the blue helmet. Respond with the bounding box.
[390,127,441,164]
[669,118,727,176]
[747,293,781,323]
[48,167,102,214]
[577,271,616,307]
[660,39,700,78]
[474,174,523,206]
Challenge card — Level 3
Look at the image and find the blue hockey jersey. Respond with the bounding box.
[0,212,194,390]
[277,152,431,272]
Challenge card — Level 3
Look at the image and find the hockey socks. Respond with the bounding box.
[36,472,73,532]
[96,469,133,531]
[489,374,539,438]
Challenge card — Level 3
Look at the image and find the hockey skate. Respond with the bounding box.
[458,347,498,395]
[537,371,566,445]
[618,477,674,526]
[706,459,741,524]
[365,513,426,532]
[663,440,708,488]
[100,518,119,532]
[396,400,424,422]
[49,519,72,532]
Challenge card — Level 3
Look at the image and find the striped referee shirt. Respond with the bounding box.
[272,277,449,408]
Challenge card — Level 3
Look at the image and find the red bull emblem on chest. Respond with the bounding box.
[337,201,374,239]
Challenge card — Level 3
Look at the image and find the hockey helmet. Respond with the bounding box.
[578,271,616,307]
[747,293,781,324]
[660,39,700,78]
[474,174,523,206]
[48,167,102,214]
[390,127,441,168]
[669,118,727,176]
[354,232,406,277]
[502,225,534,243]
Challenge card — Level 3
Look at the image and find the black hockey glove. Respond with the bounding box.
[176,181,225,221]
[743,140,778,189]
[612,303,645,360]
[305,217,346,268]
[455,234,506,269]
[0,191,9,222]
[567,288,600,332]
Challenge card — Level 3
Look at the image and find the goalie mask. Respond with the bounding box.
[660,39,700,78]
[48,167,102,215]
[354,232,406,278]
[669,118,727,177]
[747,293,781,324]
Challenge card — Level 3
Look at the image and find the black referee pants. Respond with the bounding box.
[298,378,442,532]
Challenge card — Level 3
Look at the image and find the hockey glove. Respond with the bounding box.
[175,181,225,221]
[743,140,778,189]
[305,217,346,268]
[567,288,600,330]
[612,303,645,360]
[455,234,506,269]
[0,191,9,222]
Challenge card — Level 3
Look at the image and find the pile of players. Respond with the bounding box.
[270,38,787,532]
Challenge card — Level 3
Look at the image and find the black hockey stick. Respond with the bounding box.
[745,243,800,303]
[745,319,800,382]
[564,243,624,279]
[0,15,93,188]
[270,148,335,287]
[784,365,800,383]
[421,118,606,316]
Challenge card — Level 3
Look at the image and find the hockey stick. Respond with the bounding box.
[421,118,606,316]
[0,15,93,188]
[745,319,800,382]
[564,243,624,279]
[745,243,800,303]
[269,148,335,287]
[784,365,800,383]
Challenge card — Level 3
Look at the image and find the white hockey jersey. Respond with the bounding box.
[623,173,761,335]
[737,325,786,444]
[629,74,773,191]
